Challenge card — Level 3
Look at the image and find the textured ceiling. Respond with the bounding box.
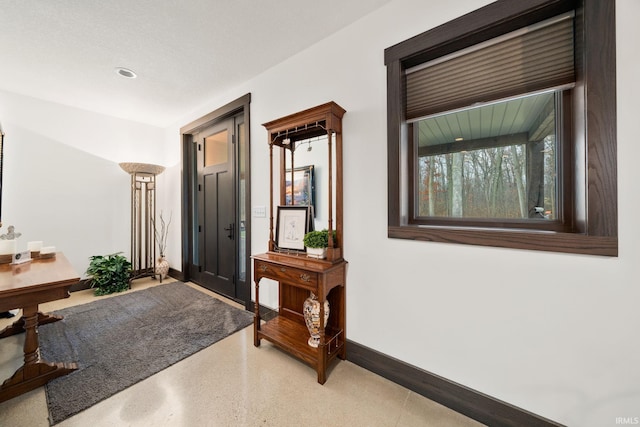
[0,0,390,127]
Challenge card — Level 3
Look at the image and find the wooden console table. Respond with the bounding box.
[0,253,79,402]
[253,252,346,384]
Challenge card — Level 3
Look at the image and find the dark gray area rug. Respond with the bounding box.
[39,282,253,425]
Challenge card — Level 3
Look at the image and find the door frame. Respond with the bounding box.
[180,93,252,309]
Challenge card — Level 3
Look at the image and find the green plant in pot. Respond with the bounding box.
[86,252,132,296]
[303,229,336,259]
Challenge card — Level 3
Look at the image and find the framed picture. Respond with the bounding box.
[276,205,311,251]
[285,165,315,214]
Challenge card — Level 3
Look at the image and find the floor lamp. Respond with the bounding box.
[119,162,165,280]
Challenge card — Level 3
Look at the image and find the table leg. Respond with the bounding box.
[0,311,63,338]
[37,311,64,325]
[0,305,77,403]
[317,350,327,385]
[0,316,23,338]
[253,280,261,347]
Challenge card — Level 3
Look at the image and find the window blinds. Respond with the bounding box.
[405,13,575,121]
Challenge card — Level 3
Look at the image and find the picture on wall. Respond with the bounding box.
[275,205,311,251]
[285,165,315,214]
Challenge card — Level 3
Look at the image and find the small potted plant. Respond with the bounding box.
[86,252,132,296]
[303,229,336,259]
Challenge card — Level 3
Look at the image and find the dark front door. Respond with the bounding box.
[193,118,236,297]
[182,94,251,308]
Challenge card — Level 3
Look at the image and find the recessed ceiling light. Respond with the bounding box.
[455,137,464,141]
[115,67,137,79]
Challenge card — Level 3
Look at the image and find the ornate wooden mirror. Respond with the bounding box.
[263,102,345,262]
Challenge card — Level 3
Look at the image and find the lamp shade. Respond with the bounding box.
[119,162,165,175]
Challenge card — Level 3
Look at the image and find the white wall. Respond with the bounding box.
[171,0,640,425]
[0,90,167,275]
[2,0,637,425]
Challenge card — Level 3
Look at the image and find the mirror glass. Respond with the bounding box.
[285,134,336,231]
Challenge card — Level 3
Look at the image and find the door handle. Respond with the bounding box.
[224,223,235,240]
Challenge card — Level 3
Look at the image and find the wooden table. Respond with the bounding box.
[0,253,79,403]
[253,252,346,384]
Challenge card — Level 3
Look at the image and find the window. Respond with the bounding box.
[414,90,563,228]
[385,0,617,256]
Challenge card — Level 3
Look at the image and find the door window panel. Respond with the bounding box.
[204,130,228,167]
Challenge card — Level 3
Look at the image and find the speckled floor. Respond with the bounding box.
[0,278,484,427]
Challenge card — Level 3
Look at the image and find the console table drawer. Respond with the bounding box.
[255,261,318,290]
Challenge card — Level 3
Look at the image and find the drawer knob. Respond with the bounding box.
[280,267,287,272]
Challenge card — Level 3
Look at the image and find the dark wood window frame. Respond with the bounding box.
[385,0,617,256]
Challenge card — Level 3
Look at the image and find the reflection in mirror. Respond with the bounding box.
[285,135,337,231]
[285,165,315,213]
